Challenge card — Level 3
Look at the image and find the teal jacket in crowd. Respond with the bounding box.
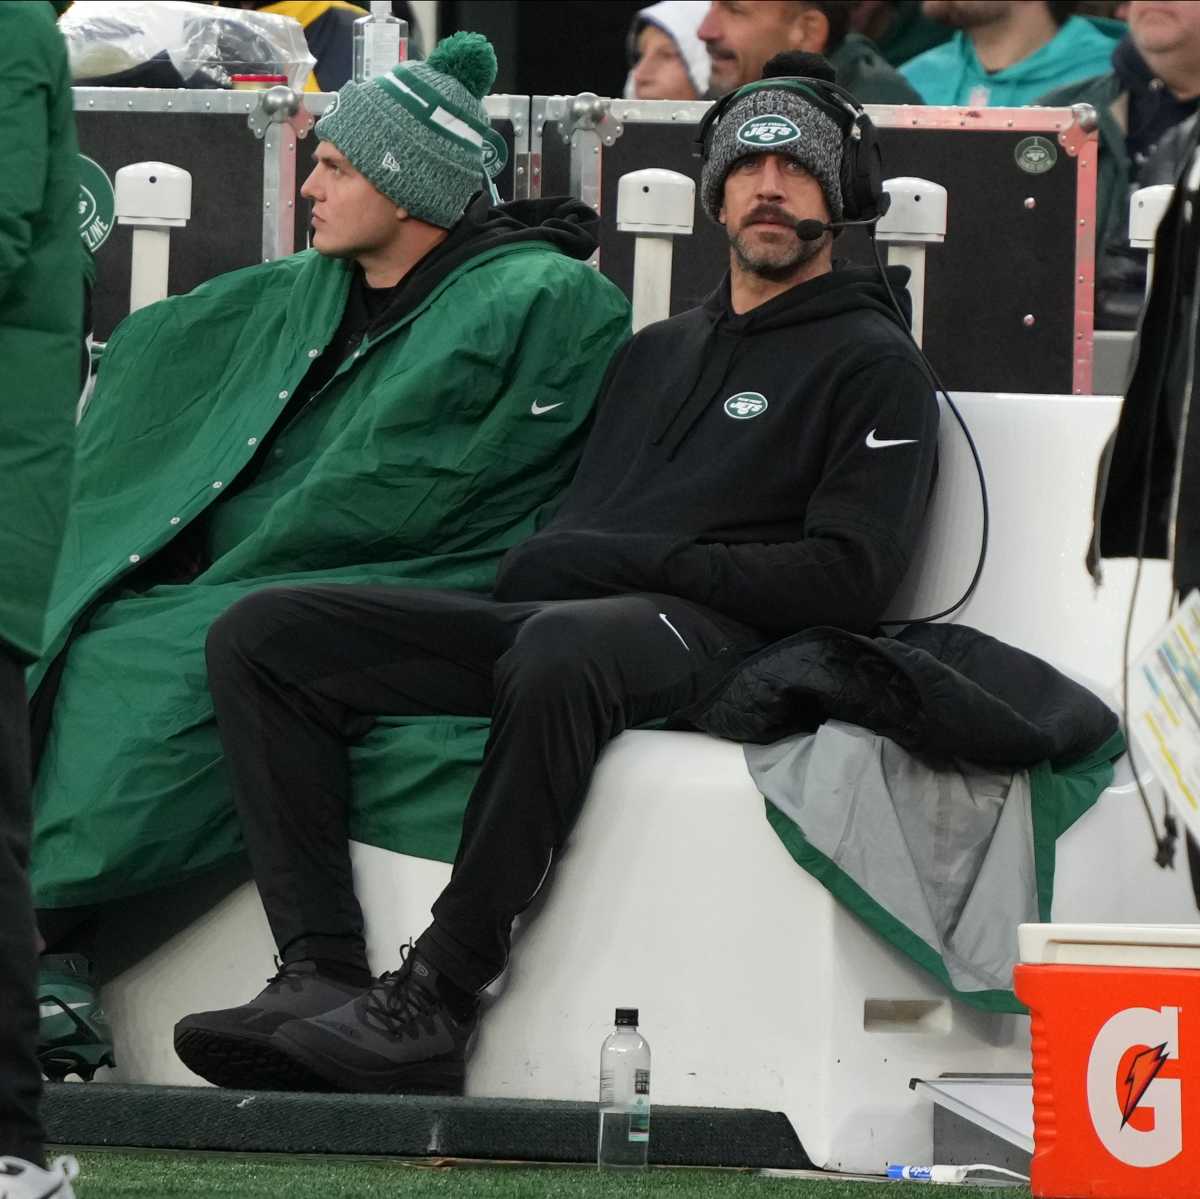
[901,16,1123,107]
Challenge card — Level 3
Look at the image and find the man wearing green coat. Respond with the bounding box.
[29,30,630,1066]
[0,3,82,1195]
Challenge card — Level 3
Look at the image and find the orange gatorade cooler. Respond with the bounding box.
[1014,923,1200,1199]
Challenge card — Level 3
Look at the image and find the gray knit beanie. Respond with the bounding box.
[314,32,499,229]
[700,82,845,224]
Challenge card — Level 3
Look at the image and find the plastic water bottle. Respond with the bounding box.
[352,1,407,83]
[597,1007,651,1170]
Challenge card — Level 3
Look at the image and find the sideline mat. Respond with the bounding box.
[46,1087,811,1169]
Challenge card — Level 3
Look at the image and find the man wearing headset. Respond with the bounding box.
[175,51,939,1095]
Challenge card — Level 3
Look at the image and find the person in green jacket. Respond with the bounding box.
[698,0,923,103]
[0,4,83,1195]
[901,1,1124,106]
[1038,0,1200,327]
[29,31,629,1073]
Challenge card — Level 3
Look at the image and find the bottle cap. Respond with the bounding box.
[615,1007,639,1026]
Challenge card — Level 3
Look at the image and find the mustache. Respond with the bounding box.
[741,205,796,230]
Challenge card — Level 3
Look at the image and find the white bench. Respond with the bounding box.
[98,393,1194,1173]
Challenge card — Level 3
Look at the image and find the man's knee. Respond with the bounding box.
[205,588,308,676]
[498,601,631,697]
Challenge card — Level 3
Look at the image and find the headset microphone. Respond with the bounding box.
[793,212,887,241]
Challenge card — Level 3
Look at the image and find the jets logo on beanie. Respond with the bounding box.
[700,52,846,225]
[315,31,498,229]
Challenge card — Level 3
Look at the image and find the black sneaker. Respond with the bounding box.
[174,960,366,1090]
[270,948,477,1094]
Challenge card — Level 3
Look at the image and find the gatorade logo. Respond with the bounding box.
[736,115,801,148]
[1086,1006,1183,1168]
[77,154,115,252]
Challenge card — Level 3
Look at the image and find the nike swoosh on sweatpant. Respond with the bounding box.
[530,401,564,415]
[865,428,917,449]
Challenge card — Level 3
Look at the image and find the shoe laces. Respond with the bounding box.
[265,957,311,992]
[362,943,440,1039]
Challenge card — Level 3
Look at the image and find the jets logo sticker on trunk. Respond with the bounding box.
[1015,136,1057,175]
[724,392,768,420]
[736,116,801,148]
[78,154,115,252]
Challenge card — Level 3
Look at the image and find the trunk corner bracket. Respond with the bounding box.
[555,92,624,148]
[248,86,314,140]
[1058,103,1098,156]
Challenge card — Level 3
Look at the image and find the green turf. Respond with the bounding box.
[69,1151,1031,1198]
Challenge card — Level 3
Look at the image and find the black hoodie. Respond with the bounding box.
[495,265,939,639]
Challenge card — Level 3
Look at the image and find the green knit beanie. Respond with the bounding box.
[315,31,499,229]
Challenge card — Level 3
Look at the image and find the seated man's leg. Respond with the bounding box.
[271,594,762,1093]
[0,651,44,1165]
[176,584,531,1089]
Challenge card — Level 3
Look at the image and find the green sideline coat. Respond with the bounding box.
[31,242,629,906]
[0,1,79,663]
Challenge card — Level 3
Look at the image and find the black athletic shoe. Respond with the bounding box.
[270,948,478,1094]
[174,960,366,1091]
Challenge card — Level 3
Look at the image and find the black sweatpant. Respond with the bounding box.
[206,586,763,993]
[0,649,44,1165]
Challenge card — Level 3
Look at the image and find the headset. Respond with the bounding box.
[695,72,887,225]
[696,67,990,627]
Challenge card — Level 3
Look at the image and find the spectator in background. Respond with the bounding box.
[219,0,424,91]
[0,2,80,1197]
[1040,0,1200,328]
[698,1,922,103]
[901,1,1123,106]
[626,0,710,101]
[851,1,952,68]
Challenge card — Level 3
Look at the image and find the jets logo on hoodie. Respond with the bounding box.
[724,392,768,419]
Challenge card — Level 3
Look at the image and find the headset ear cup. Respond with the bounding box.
[840,137,861,222]
[841,119,884,222]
